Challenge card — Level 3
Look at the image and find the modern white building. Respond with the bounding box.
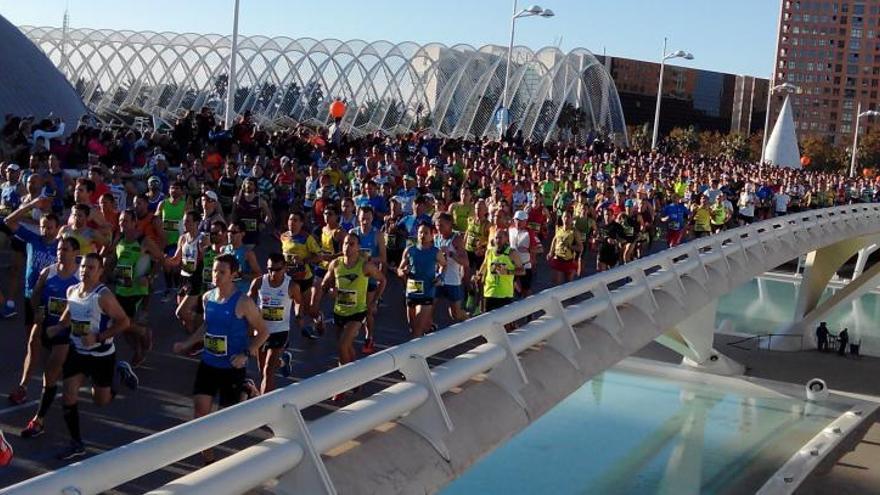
[19,25,627,144]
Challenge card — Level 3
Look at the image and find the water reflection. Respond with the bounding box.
[716,277,879,356]
[442,370,841,495]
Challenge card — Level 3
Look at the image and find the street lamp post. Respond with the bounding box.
[849,102,880,178]
[759,82,800,165]
[651,38,693,150]
[499,2,554,135]
[224,0,241,130]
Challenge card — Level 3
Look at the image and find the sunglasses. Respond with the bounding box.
[268,265,285,272]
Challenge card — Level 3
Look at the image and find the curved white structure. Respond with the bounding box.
[5,204,879,495]
[18,26,627,145]
[765,95,801,169]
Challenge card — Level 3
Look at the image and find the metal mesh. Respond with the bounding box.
[19,25,627,144]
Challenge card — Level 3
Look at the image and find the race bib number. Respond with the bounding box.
[385,233,397,248]
[669,220,681,231]
[115,265,134,287]
[48,297,67,317]
[337,288,357,308]
[204,334,228,356]
[71,319,91,337]
[360,247,373,258]
[163,219,180,232]
[243,218,258,232]
[492,262,509,276]
[406,279,425,296]
[261,305,284,322]
[182,257,197,275]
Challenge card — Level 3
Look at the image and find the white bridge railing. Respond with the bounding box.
[4,204,880,495]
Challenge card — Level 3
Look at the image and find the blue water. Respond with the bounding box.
[716,277,880,355]
[442,368,842,495]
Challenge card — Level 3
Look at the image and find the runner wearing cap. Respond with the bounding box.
[509,210,537,299]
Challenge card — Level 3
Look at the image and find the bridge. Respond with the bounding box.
[4,204,880,495]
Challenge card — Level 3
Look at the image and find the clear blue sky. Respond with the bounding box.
[0,0,779,77]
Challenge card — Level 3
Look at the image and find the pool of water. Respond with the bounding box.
[716,277,880,355]
[442,365,846,495]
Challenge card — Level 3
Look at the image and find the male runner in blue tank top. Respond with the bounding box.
[173,253,269,464]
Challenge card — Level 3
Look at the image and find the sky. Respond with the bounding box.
[0,0,779,77]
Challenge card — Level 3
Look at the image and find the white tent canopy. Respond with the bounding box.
[765,95,801,169]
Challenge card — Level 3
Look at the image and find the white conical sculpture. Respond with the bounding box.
[765,95,802,169]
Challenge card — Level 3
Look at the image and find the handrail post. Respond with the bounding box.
[592,283,624,343]
[397,354,455,461]
[544,295,582,370]
[484,321,528,408]
[273,403,336,495]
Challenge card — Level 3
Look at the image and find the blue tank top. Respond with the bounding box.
[352,225,380,258]
[340,214,356,232]
[202,289,248,369]
[222,244,251,291]
[406,245,439,299]
[42,265,80,327]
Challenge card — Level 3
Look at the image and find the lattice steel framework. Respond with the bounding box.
[20,25,627,145]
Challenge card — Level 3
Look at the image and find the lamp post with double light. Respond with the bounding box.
[651,38,693,150]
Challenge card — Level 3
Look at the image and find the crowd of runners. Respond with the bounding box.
[0,109,877,464]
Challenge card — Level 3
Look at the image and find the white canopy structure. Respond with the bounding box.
[19,25,628,145]
[765,95,801,169]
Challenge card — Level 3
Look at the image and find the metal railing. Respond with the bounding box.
[4,204,880,495]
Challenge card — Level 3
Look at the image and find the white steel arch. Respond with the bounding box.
[18,25,627,144]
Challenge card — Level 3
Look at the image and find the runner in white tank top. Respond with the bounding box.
[248,253,297,394]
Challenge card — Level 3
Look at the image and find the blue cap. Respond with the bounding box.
[624,199,635,208]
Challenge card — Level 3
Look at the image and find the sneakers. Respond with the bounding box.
[280,350,294,378]
[362,338,376,355]
[0,434,12,467]
[20,419,44,439]
[0,302,17,319]
[301,326,319,340]
[7,386,27,405]
[56,440,86,461]
[116,361,139,391]
[314,313,325,335]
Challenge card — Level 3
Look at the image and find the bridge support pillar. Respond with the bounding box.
[655,299,745,376]
[777,235,880,350]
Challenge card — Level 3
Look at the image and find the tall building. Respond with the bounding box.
[774,0,880,145]
[601,55,769,137]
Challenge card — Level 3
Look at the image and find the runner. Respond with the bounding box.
[4,198,61,405]
[113,209,163,366]
[166,210,208,335]
[398,223,446,337]
[350,205,387,353]
[232,177,271,249]
[317,233,385,375]
[157,181,191,302]
[248,253,296,393]
[313,205,346,334]
[475,228,523,313]
[463,199,490,313]
[280,210,322,340]
[434,212,469,321]
[508,210,537,299]
[172,253,269,464]
[222,220,262,293]
[45,253,136,461]
[548,209,584,284]
[18,237,80,438]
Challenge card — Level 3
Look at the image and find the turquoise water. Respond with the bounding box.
[716,277,880,355]
[442,368,843,495]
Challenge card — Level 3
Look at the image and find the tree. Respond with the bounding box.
[855,129,880,172]
[277,82,302,117]
[557,102,589,142]
[800,135,845,172]
[667,126,699,155]
[214,74,228,99]
[627,123,651,152]
[697,131,723,157]
[747,130,764,162]
[721,133,750,161]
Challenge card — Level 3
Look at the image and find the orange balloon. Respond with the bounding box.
[864,167,875,178]
[329,100,346,119]
[800,156,811,166]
